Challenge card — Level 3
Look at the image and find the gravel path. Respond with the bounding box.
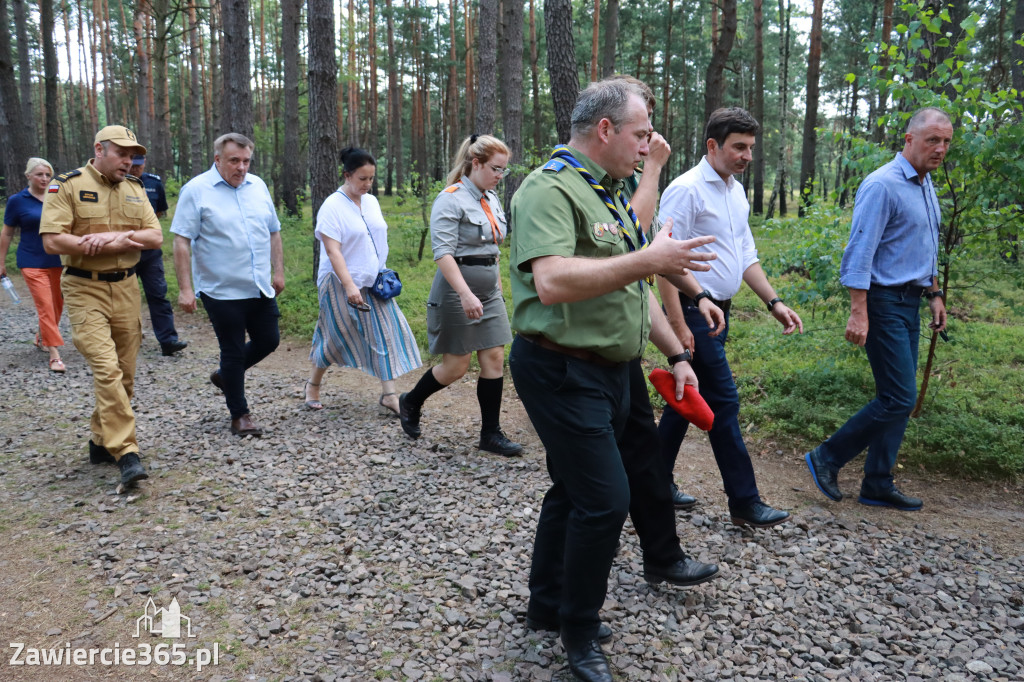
[1,285,1022,682]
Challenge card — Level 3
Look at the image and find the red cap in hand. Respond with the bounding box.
[648,368,714,431]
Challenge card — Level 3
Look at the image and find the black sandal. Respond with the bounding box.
[379,392,399,416]
[304,380,324,410]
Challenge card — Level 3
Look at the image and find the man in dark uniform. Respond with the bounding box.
[509,79,721,682]
[40,125,163,487]
[128,155,187,356]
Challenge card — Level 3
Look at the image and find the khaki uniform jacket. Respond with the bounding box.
[39,160,162,272]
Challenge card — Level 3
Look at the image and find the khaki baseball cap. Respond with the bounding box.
[94,125,147,154]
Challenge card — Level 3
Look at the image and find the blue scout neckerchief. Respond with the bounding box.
[547,145,652,286]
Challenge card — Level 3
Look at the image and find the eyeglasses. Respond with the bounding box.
[488,164,510,178]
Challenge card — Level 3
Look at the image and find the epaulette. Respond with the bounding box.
[125,174,142,184]
[542,159,567,173]
[54,169,82,183]
[443,183,462,193]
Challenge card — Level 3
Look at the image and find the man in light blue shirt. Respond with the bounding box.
[805,108,950,511]
[171,133,285,437]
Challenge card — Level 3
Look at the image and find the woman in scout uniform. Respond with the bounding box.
[398,135,522,456]
[303,147,422,413]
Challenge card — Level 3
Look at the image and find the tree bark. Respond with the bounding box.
[703,0,737,125]
[766,0,790,220]
[873,0,895,142]
[281,0,301,214]
[475,0,498,133]
[187,0,204,176]
[529,0,541,152]
[308,0,338,274]
[11,0,36,145]
[0,0,29,192]
[132,3,152,153]
[545,0,579,145]
[385,0,398,194]
[1013,0,1024,110]
[150,0,172,177]
[798,0,823,216]
[222,0,255,143]
[499,0,524,211]
[752,0,765,214]
[589,0,600,81]
[447,0,459,163]
[600,0,619,78]
[37,0,59,163]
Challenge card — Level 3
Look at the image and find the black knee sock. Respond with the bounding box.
[406,367,446,407]
[477,376,504,434]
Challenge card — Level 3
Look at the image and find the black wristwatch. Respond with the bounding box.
[667,349,692,366]
[923,289,944,300]
[693,289,713,306]
[766,296,784,312]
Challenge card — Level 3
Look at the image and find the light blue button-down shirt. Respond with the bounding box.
[840,153,940,290]
[170,164,281,299]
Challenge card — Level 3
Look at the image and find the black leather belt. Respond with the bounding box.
[873,283,926,298]
[680,292,731,315]
[454,256,497,266]
[518,333,622,368]
[64,266,137,282]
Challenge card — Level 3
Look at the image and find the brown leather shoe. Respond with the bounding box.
[230,413,264,437]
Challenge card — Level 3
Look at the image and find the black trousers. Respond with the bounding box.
[620,358,686,568]
[136,248,179,345]
[200,293,280,419]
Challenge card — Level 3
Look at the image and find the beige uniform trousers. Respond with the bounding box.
[62,274,142,460]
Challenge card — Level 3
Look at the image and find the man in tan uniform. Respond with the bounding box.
[40,125,163,486]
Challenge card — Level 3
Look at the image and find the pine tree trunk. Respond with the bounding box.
[529,0,541,152]
[222,0,255,142]
[37,0,59,163]
[11,0,36,144]
[0,0,29,192]
[187,1,204,177]
[1013,0,1024,106]
[475,0,498,133]
[385,0,397,194]
[308,0,338,275]
[766,0,790,220]
[752,0,765,214]
[499,0,524,211]
[281,0,301,214]
[798,0,822,217]
[446,0,459,164]
[151,0,172,177]
[601,0,619,78]
[368,0,379,163]
[464,0,475,135]
[589,0,600,81]
[132,3,152,151]
[703,0,736,124]
[545,0,578,145]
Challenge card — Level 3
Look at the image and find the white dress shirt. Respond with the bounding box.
[659,156,759,300]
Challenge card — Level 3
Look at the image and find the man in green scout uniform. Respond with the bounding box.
[508,79,720,682]
[40,125,163,487]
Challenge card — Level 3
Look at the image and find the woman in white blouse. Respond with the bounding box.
[304,147,421,413]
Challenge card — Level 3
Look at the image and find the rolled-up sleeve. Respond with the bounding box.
[430,192,462,259]
[840,180,891,290]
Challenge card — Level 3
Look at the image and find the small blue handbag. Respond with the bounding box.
[371,268,402,300]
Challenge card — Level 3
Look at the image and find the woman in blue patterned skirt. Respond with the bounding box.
[304,147,421,413]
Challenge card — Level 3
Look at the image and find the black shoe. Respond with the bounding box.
[561,637,613,682]
[117,453,149,486]
[670,482,697,510]
[398,392,421,439]
[89,440,116,465]
[525,616,612,643]
[210,369,224,392]
[858,487,923,511]
[730,500,790,528]
[160,339,188,356]
[479,429,523,456]
[643,557,720,587]
[805,447,842,501]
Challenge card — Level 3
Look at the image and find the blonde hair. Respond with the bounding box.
[25,157,54,177]
[446,135,510,186]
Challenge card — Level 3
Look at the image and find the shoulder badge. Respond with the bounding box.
[443,183,462,193]
[542,159,567,173]
[54,169,82,183]
[125,174,143,185]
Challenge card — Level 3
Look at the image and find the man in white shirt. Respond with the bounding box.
[171,133,285,437]
[657,107,802,528]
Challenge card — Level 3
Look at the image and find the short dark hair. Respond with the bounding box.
[340,147,376,174]
[704,107,760,148]
[570,79,645,138]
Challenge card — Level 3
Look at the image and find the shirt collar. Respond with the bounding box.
[895,152,928,185]
[208,163,251,189]
[566,146,623,191]
[698,156,734,188]
[459,175,485,200]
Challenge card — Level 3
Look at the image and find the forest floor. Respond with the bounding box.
[1,278,1022,681]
